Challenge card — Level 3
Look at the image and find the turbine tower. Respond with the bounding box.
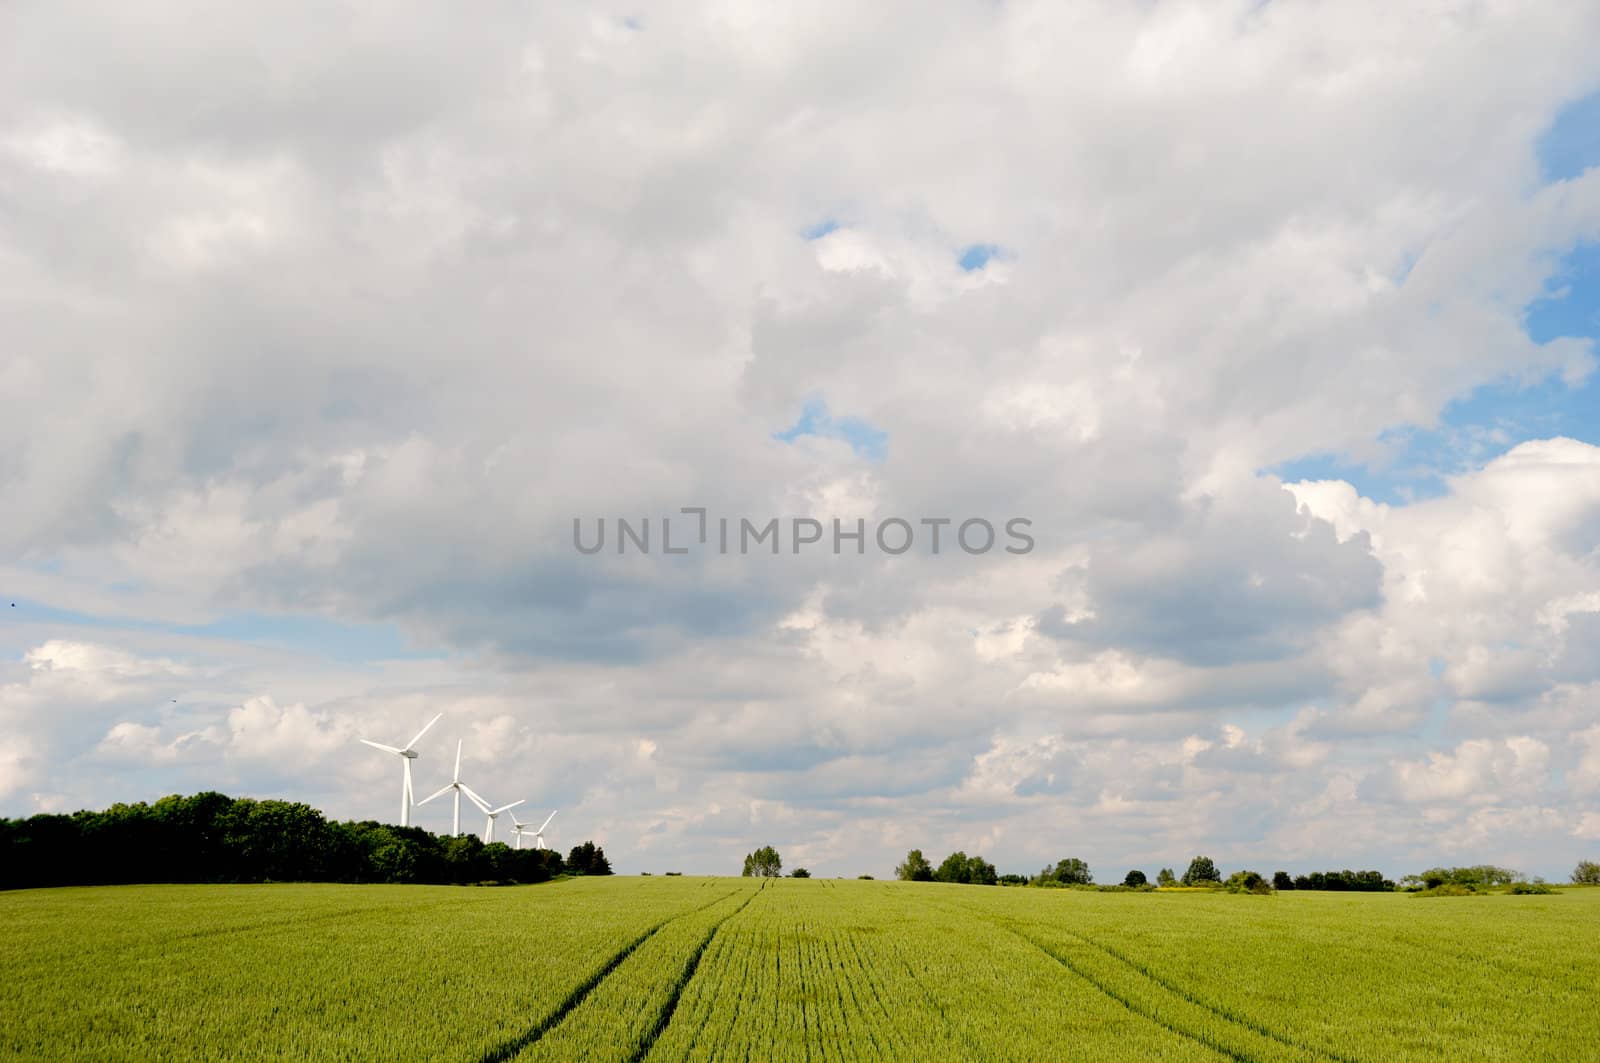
[461,786,523,844]
[358,713,441,827]
[510,809,556,851]
[418,739,472,836]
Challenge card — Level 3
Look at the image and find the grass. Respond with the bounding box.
[2,878,1597,1060]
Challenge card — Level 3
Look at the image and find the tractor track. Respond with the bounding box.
[627,888,763,1061]
[475,887,746,1063]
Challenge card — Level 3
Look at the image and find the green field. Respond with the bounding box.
[3,879,1597,1061]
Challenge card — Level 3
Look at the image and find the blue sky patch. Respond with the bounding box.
[958,243,1001,271]
[0,598,436,665]
[1537,90,1600,183]
[774,397,889,462]
[1272,242,1600,503]
[801,219,840,240]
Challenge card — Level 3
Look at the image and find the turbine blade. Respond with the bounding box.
[418,784,454,805]
[453,739,462,782]
[538,810,557,832]
[492,799,525,815]
[459,785,492,813]
[406,712,443,751]
[360,739,404,755]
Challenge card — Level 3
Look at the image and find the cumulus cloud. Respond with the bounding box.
[1,0,1599,876]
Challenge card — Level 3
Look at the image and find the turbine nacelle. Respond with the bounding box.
[357,713,442,828]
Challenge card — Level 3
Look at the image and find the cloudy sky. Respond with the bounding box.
[4,1,1600,880]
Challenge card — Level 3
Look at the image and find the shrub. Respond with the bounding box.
[789,867,811,878]
[1225,870,1274,895]
[1508,881,1555,894]
[1413,884,1483,897]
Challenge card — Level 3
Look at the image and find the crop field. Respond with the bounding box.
[3,879,1597,1061]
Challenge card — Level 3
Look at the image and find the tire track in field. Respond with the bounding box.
[475,887,746,1063]
[1008,927,1253,1063]
[626,887,764,1061]
[1058,927,1361,1063]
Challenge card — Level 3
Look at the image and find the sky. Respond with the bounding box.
[3,0,1600,882]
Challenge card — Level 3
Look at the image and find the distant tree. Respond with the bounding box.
[858,874,874,880]
[932,851,998,885]
[1052,858,1093,885]
[742,845,782,878]
[998,873,1029,886]
[1273,871,1294,890]
[789,867,811,878]
[1403,865,1516,891]
[1182,856,1221,886]
[895,849,934,882]
[1123,869,1147,888]
[1291,869,1392,892]
[567,841,612,876]
[1573,860,1600,885]
[1156,868,1176,887]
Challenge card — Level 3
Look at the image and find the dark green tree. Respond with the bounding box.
[567,841,612,876]
[742,845,782,877]
[1273,871,1294,890]
[1123,869,1147,887]
[789,867,811,878]
[1182,856,1221,886]
[1574,860,1600,885]
[1156,867,1176,887]
[895,849,934,882]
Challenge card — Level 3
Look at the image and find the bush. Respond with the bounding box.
[1508,881,1555,895]
[1413,884,1482,897]
[1573,860,1600,885]
[789,867,811,878]
[1225,870,1274,895]
[1401,866,1517,891]
[857,874,874,880]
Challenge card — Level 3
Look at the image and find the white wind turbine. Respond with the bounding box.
[417,739,474,836]
[462,786,523,844]
[358,713,441,827]
[510,810,556,851]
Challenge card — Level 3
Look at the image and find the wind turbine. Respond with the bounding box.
[510,810,556,851]
[417,739,472,836]
[461,786,523,844]
[358,713,441,827]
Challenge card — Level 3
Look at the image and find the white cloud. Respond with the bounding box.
[2,0,1600,877]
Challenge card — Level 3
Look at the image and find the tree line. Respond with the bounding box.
[0,792,612,890]
[883,852,1600,893]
